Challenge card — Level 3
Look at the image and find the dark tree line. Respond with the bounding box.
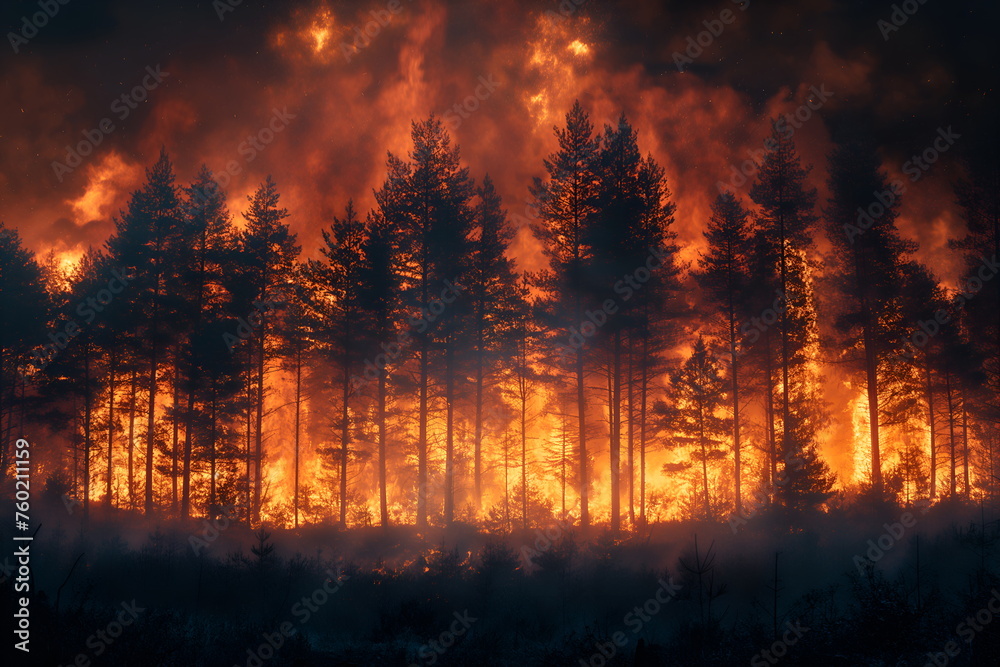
[1,103,998,529]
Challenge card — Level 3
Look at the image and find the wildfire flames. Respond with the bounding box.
[2,0,989,528]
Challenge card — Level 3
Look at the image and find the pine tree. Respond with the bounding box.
[236,176,300,523]
[695,192,752,514]
[106,149,185,515]
[656,337,729,520]
[356,210,401,527]
[826,136,916,497]
[631,153,682,525]
[467,176,521,510]
[589,114,643,533]
[305,201,366,527]
[749,124,828,510]
[531,100,601,527]
[378,117,475,526]
[0,224,50,482]
[178,166,236,518]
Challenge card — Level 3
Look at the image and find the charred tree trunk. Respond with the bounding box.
[925,355,937,499]
[294,346,304,528]
[944,368,957,497]
[252,321,266,524]
[576,344,588,528]
[144,343,157,515]
[610,330,622,534]
[444,343,455,525]
[105,348,117,509]
[627,334,636,525]
[764,327,778,499]
[128,368,137,510]
[378,365,389,528]
[417,334,429,527]
[83,346,92,523]
[339,339,350,528]
[474,320,485,510]
[171,348,180,514]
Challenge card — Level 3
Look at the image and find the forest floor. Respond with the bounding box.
[3,497,1000,666]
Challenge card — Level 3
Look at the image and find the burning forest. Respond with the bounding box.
[0,0,998,665]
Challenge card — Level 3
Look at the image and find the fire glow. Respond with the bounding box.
[2,1,991,532]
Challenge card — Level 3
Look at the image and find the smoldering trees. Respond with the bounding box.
[531,101,601,527]
[234,176,300,523]
[355,210,402,527]
[749,125,833,513]
[657,336,729,520]
[826,137,916,498]
[466,176,522,511]
[304,201,366,527]
[695,192,752,515]
[379,117,475,526]
[105,149,186,515]
[176,167,239,519]
[0,225,50,482]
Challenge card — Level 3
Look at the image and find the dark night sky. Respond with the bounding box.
[0,0,996,279]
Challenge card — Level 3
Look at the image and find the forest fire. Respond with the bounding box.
[1,0,997,665]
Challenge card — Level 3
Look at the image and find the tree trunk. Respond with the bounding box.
[339,342,350,528]
[764,328,778,498]
[925,355,937,499]
[128,368,137,510]
[444,343,456,525]
[83,347,92,522]
[611,330,622,533]
[474,324,485,510]
[171,349,180,514]
[253,322,266,524]
[295,346,303,528]
[944,368,957,497]
[627,334,635,525]
[378,366,389,527]
[577,345,588,528]
[105,349,116,509]
[145,345,157,515]
[639,324,649,525]
[520,369,528,530]
[727,272,742,515]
